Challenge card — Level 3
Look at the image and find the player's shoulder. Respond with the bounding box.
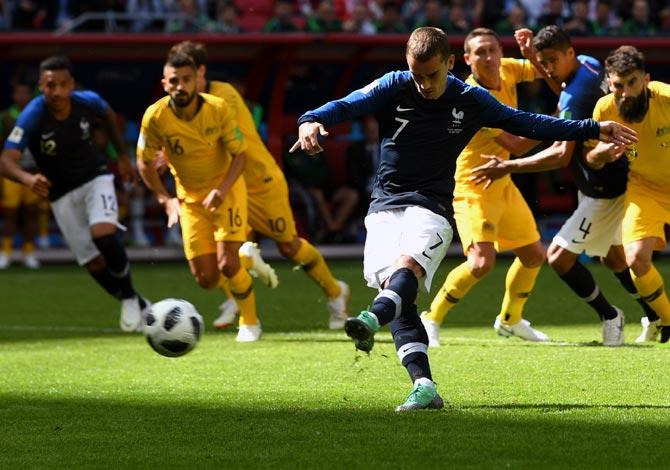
[208,80,238,98]
[594,91,616,113]
[71,90,108,110]
[649,81,670,100]
[200,92,227,107]
[19,95,47,119]
[366,70,413,92]
[143,96,171,121]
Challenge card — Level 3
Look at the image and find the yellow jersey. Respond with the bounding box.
[593,81,670,202]
[137,94,246,203]
[207,81,282,189]
[454,58,536,194]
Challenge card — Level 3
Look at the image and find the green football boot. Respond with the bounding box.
[344,310,380,353]
[395,379,444,412]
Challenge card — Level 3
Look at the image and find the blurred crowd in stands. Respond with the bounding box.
[1,0,670,36]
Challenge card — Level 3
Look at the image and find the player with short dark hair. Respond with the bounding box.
[595,45,670,342]
[167,41,350,332]
[292,27,636,411]
[0,55,149,331]
[471,27,659,345]
[137,53,264,342]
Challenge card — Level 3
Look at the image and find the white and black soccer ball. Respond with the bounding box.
[143,298,204,357]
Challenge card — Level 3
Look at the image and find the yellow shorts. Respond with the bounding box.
[622,184,670,250]
[180,179,247,260]
[453,182,539,253]
[2,178,40,208]
[247,174,297,243]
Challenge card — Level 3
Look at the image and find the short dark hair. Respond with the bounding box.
[605,45,645,76]
[165,52,197,70]
[170,41,208,68]
[406,27,451,62]
[39,55,72,75]
[464,28,499,54]
[533,26,572,52]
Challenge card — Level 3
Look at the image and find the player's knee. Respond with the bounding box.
[90,222,117,239]
[194,270,219,289]
[220,256,241,278]
[469,253,494,278]
[85,255,106,273]
[519,245,546,268]
[277,238,300,259]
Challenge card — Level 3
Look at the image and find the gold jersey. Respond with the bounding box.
[593,81,670,202]
[137,93,246,203]
[455,58,536,194]
[207,81,282,189]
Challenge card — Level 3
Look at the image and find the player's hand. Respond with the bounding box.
[117,155,138,185]
[163,197,181,228]
[589,141,627,164]
[153,148,169,174]
[598,121,638,146]
[202,189,224,212]
[29,173,51,198]
[470,155,509,189]
[514,28,536,60]
[289,122,329,156]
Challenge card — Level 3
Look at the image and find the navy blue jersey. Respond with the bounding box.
[299,71,600,219]
[4,90,110,201]
[559,55,627,199]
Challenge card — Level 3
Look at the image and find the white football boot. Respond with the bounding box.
[236,323,262,342]
[327,280,350,329]
[213,299,239,329]
[23,253,41,269]
[0,253,10,269]
[239,242,278,288]
[635,316,662,343]
[494,317,550,342]
[120,296,149,332]
[420,312,441,348]
[602,306,625,346]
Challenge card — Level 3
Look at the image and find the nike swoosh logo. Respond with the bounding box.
[570,239,585,244]
[396,106,413,112]
[41,132,54,139]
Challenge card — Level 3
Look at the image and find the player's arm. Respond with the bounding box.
[514,28,562,96]
[291,72,399,155]
[202,104,248,212]
[584,141,626,170]
[0,148,51,198]
[136,115,180,227]
[493,132,540,156]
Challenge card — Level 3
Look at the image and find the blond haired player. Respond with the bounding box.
[589,46,670,342]
[169,41,349,330]
[421,28,551,346]
[137,53,263,342]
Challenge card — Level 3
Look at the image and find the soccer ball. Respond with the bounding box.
[143,298,204,357]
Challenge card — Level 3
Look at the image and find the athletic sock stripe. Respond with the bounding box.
[642,287,663,303]
[232,285,253,300]
[397,342,427,362]
[110,263,130,278]
[583,286,600,303]
[445,293,460,304]
[517,292,530,298]
[375,289,401,319]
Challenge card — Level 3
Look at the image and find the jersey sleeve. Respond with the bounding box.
[297,71,403,126]
[473,86,600,142]
[3,97,43,152]
[71,90,109,116]
[511,58,536,84]
[218,102,246,156]
[136,108,163,164]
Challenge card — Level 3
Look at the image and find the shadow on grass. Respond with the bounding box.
[1,395,668,468]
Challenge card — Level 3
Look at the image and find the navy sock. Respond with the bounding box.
[93,234,137,300]
[614,269,660,321]
[89,266,123,299]
[559,262,616,320]
[369,268,418,327]
[390,305,432,382]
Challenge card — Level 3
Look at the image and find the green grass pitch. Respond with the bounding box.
[1,258,669,468]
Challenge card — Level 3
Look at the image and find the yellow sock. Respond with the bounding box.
[291,238,340,298]
[424,262,479,324]
[23,241,35,254]
[631,265,670,325]
[499,258,541,325]
[240,253,253,271]
[2,237,12,254]
[228,268,257,326]
[218,275,233,299]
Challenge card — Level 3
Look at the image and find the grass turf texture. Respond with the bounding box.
[1,258,669,468]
